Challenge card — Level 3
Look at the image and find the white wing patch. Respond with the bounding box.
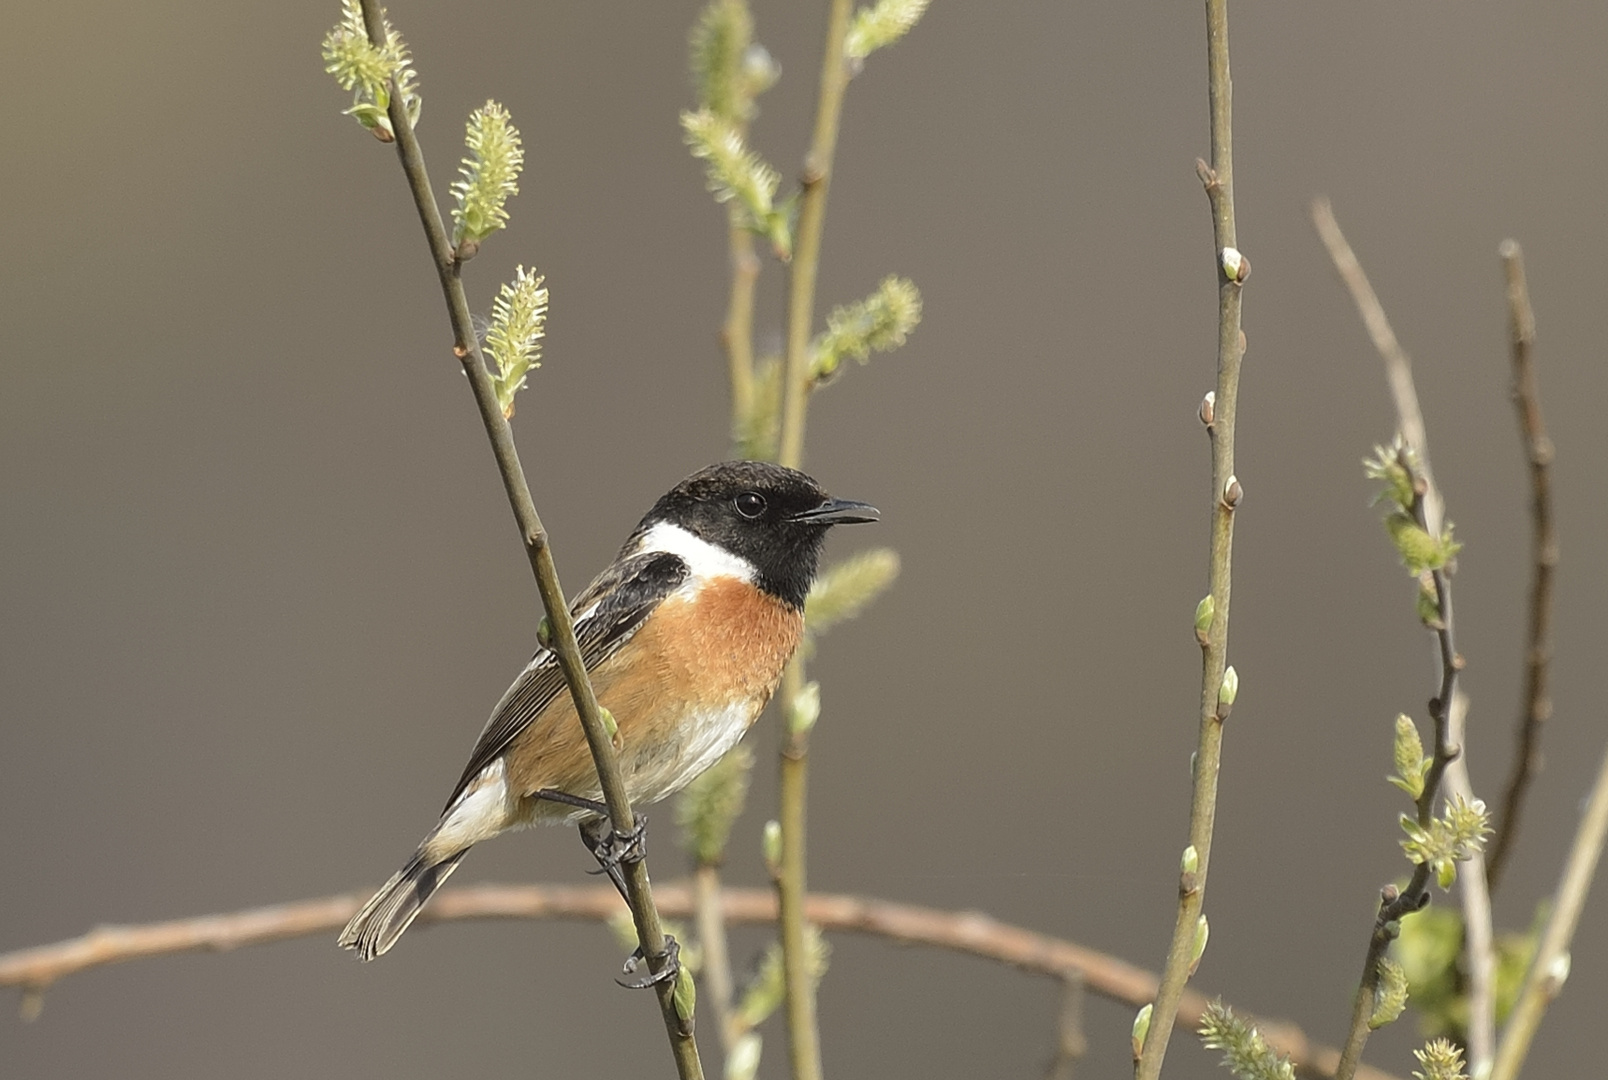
[636,521,755,585]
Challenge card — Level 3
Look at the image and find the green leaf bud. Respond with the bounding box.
[1181,844,1200,877]
[1188,914,1210,977]
[1216,665,1239,719]
[787,681,821,738]
[1416,573,1445,629]
[1194,595,1215,646]
[1542,951,1571,993]
[1131,1003,1153,1061]
[1389,714,1427,800]
[1220,246,1250,283]
[672,964,697,1026]
[762,819,783,877]
[726,1033,763,1080]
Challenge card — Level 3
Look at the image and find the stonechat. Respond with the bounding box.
[339,460,877,960]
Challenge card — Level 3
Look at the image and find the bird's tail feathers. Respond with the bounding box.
[338,847,468,961]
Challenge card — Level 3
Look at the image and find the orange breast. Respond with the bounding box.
[504,578,805,811]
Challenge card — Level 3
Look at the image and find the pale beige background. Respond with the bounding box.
[4,2,1607,1077]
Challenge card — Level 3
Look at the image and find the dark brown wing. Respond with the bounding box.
[442,550,690,811]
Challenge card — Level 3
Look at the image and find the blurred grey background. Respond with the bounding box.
[3,2,1606,1077]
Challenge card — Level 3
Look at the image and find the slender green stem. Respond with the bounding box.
[776,666,818,1080]
[772,5,853,1080]
[1132,3,1244,1077]
[693,863,737,1050]
[723,210,760,450]
[356,4,702,1075]
[777,0,853,472]
[1489,737,1608,1080]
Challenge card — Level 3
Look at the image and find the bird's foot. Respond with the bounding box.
[617,933,681,989]
[578,813,648,901]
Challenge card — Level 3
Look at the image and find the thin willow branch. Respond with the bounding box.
[722,209,761,449]
[1308,199,1443,535]
[0,883,1400,1080]
[776,674,818,1080]
[692,864,737,1051]
[1132,2,1246,1077]
[1489,737,1608,1080]
[1310,198,1490,1080]
[776,0,851,473]
[1444,692,1496,1073]
[354,4,700,1074]
[1486,240,1555,892]
[704,61,767,1053]
[773,4,854,1080]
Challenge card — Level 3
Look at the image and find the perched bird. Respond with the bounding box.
[339,460,878,960]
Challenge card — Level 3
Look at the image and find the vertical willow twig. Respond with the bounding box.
[706,96,763,1071]
[1310,200,1492,1080]
[1443,693,1496,1073]
[773,5,853,1080]
[776,0,852,473]
[1486,240,1555,892]
[1132,2,1246,1077]
[1488,738,1608,1080]
[354,4,702,1076]
[723,211,761,445]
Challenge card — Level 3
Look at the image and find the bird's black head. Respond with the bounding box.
[637,461,878,609]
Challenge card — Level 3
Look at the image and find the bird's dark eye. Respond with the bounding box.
[734,491,767,519]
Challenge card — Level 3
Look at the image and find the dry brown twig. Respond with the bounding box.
[1043,972,1088,1080]
[1486,240,1556,892]
[0,882,1399,1080]
[1311,198,1496,1077]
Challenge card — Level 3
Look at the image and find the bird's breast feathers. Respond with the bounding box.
[503,562,804,812]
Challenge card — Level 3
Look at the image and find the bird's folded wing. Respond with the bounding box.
[442,550,690,810]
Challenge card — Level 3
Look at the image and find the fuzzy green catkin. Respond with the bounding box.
[805,549,901,634]
[1198,1001,1296,1080]
[676,744,753,866]
[844,0,930,60]
[484,267,548,417]
[451,101,523,247]
[321,0,419,138]
[810,276,922,383]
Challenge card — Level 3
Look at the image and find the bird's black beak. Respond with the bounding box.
[788,498,880,526]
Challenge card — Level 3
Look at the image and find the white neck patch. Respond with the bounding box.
[637,521,756,583]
